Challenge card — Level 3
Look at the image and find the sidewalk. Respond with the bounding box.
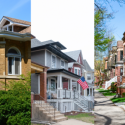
[54,119,94,125]
[94,90,125,125]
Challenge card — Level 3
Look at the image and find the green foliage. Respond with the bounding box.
[122,93,125,97]
[111,82,116,93]
[94,9,114,53]
[0,73,31,125]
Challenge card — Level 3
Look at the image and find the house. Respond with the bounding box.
[31,38,93,114]
[103,32,125,97]
[64,50,94,102]
[0,16,31,90]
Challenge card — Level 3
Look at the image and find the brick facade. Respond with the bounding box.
[0,38,31,90]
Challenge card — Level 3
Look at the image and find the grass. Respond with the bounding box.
[66,113,94,124]
[110,97,125,103]
[103,92,116,96]
[96,88,104,91]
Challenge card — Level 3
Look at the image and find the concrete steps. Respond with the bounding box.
[32,100,67,123]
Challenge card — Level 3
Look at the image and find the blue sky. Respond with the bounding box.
[106,1,125,45]
[0,0,31,22]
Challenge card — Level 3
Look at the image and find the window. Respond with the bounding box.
[74,67,81,75]
[75,69,77,74]
[120,68,123,76]
[61,60,65,68]
[115,55,117,63]
[8,48,21,75]
[52,55,56,68]
[87,73,91,80]
[120,51,123,60]
[79,69,81,75]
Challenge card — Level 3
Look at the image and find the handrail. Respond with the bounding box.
[32,91,57,122]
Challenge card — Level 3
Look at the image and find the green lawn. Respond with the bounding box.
[110,97,125,103]
[96,88,104,91]
[98,89,116,96]
[66,113,94,124]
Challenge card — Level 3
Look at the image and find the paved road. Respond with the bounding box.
[54,119,94,125]
[94,90,125,125]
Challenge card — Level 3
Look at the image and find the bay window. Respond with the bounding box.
[52,55,56,68]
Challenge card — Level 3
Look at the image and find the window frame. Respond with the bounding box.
[51,55,56,68]
[61,60,65,68]
[74,67,81,75]
[7,47,21,75]
[120,50,123,61]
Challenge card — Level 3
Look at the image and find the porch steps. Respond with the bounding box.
[32,100,68,123]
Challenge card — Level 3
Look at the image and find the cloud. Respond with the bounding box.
[5,0,30,15]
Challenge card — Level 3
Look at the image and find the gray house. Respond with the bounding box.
[31,38,93,113]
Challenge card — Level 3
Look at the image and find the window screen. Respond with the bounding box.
[15,58,20,74]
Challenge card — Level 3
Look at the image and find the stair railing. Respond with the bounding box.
[32,91,57,122]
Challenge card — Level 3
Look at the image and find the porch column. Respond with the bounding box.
[78,84,80,97]
[7,26,9,31]
[92,87,93,96]
[12,25,14,32]
[84,89,86,96]
[89,87,90,96]
[57,75,63,99]
[70,79,73,98]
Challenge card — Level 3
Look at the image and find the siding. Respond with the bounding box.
[57,57,60,68]
[31,73,38,94]
[46,51,51,68]
[31,50,45,66]
[65,62,68,70]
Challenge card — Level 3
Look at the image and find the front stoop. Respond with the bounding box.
[32,101,68,123]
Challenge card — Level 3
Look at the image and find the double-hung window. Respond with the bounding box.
[61,60,65,68]
[120,50,123,60]
[52,55,56,68]
[8,48,21,75]
[74,67,81,76]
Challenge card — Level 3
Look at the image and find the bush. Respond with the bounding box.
[122,93,125,97]
[0,73,31,125]
[111,82,116,93]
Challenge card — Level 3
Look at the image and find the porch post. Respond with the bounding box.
[89,87,90,96]
[84,89,86,96]
[7,26,9,31]
[12,25,14,32]
[57,75,63,99]
[92,87,93,96]
[78,84,80,97]
[70,79,73,99]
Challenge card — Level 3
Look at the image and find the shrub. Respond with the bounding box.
[0,73,31,125]
[111,82,116,93]
[122,93,125,97]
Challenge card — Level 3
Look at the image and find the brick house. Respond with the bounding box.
[31,38,93,114]
[0,16,31,90]
[104,32,125,96]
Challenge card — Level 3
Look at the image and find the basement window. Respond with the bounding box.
[8,48,21,75]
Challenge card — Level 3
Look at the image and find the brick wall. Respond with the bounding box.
[117,87,125,97]
[0,39,31,90]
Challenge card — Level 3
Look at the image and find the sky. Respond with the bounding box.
[104,1,125,45]
[31,0,94,69]
[0,0,31,22]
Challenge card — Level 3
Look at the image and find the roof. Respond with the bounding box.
[31,39,76,63]
[83,59,93,72]
[19,26,31,34]
[4,16,31,25]
[47,68,81,79]
[31,38,66,50]
[65,50,81,61]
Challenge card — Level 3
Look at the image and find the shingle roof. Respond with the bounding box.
[65,50,81,61]
[19,26,31,34]
[4,16,31,25]
[31,38,54,48]
[83,59,93,72]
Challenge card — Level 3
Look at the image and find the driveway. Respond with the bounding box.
[54,119,94,125]
[94,90,125,125]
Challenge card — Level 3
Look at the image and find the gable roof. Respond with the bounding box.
[3,16,31,25]
[65,50,81,61]
[83,59,93,72]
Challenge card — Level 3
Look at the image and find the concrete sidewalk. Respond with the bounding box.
[54,119,94,125]
[94,90,125,125]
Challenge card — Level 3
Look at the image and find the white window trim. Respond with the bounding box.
[51,54,56,68]
[74,67,80,75]
[61,59,65,68]
[7,47,21,75]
